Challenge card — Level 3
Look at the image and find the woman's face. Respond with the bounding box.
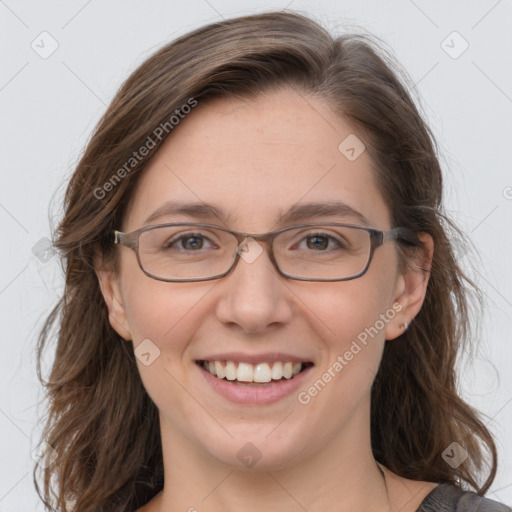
[99,87,429,470]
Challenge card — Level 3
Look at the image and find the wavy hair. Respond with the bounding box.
[34,10,497,511]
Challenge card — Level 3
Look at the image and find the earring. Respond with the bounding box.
[400,321,408,331]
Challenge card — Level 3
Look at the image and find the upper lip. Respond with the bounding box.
[196,352,314,365]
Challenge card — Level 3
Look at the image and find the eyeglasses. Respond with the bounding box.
[113,222,416,282]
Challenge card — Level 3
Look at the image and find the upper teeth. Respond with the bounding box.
[202,360,303,383]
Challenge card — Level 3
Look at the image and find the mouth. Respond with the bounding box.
[195,360,314,387]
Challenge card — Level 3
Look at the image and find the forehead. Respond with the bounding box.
[123,88,391,232]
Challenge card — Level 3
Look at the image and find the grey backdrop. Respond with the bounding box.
[0,0,511,510]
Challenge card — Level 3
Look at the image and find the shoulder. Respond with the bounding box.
[417,483,511,512]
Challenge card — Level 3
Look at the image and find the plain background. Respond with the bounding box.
[0,0,511,510]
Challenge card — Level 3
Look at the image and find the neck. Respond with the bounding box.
[155,410,391,512]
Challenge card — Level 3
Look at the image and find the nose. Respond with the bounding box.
[214,238,294,333]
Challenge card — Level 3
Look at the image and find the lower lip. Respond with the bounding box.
[197,363,314,405]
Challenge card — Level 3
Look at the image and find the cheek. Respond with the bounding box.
[120,274,213,415]
[307,276,392,348]
[119,265,221,390]
[302,268,397,395]
[119,244,213,345]
[293,280,392,437]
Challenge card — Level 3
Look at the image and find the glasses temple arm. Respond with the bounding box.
[384,227,421,245]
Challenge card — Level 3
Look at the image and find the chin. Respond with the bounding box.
[201,428,309,472]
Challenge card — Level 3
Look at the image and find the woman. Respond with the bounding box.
[34,10,510,512]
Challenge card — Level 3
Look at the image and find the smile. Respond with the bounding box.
[196,359,314,404]
[198,360,313,384]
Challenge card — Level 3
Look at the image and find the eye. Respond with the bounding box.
[165,232,217,251]
[297,232,345,251]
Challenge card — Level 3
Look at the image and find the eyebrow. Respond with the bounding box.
[143,200,371,227]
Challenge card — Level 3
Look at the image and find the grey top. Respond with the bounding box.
[417,483,511,511]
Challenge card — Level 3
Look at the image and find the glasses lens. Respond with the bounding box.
[138,225,238,280]
[137,224,372,281]
[274,225,371,280]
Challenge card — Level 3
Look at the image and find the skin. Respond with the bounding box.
[97,87,436,511]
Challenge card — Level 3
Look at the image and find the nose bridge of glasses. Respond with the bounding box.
[231,226,310,270]
[230,230,278,273]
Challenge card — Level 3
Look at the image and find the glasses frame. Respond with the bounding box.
[113,222,416,282]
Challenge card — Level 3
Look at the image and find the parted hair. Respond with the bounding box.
[34,10,497,511]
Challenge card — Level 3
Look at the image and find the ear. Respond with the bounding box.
[385,232,434,341]
[95,257,132,341]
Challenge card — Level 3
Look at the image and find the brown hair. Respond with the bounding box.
[34,10,498,511]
